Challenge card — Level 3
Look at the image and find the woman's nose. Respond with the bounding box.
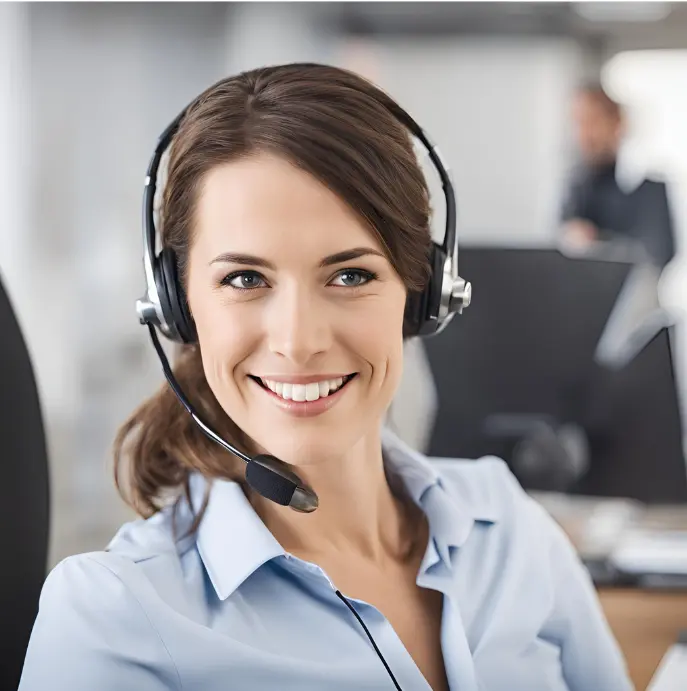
[266,284,332,366]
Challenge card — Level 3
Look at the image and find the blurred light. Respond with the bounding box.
[573,2,672,23]
[603,49,687,324]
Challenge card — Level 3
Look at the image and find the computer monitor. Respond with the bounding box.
[425,247,633,461]
[425,247,687,504]
[577,324,687,504]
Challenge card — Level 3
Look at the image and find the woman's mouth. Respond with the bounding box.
[248,374,358,417]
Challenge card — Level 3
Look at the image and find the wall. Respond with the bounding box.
[0,4,39,391]
[24,3,233,564]
[338,37,585,246]
[224,3,337,73]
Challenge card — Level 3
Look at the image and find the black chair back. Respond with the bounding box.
[0,274,50,690]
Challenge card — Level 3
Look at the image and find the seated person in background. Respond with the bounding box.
[20,64,633,691]
[561,82,676,268]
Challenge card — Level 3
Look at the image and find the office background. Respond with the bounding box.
[3,3,687,688]
[1,0,686,570]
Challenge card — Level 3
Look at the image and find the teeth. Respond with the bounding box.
[259,376,351,402]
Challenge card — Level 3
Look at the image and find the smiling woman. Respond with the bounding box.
[116,67,435,520]
[20,64,633,691]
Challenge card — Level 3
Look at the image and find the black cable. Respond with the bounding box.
[335,590,403,690]
[147,324,252,463]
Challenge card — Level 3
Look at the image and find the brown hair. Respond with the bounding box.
[114,63,433,523]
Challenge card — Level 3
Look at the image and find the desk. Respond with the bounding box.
[598,588,687,690]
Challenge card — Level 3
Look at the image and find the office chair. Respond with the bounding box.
[0,273,50,690]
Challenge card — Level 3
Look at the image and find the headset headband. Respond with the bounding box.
[137,82,470,340]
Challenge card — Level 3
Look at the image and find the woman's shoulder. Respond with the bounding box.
[429,454,558,540]
[38,549,155,619]
[21,543,186,690]
[41,504,201,623]
[432,455,524,508]
[432,453,515,481]
[384,428,542,529]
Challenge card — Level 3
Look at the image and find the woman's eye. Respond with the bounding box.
[221,271,267,290]
[330,269,377,288]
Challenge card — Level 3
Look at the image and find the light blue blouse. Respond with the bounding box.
[20,430,633,690]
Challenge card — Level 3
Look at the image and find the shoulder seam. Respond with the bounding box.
[84,555,183,691]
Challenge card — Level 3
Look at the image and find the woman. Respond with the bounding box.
[20,64,632,691]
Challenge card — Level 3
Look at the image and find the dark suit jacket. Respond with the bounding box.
[562,162,676,267]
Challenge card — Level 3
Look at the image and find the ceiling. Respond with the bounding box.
[320,2,687,52]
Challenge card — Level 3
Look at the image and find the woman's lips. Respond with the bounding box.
[250,374,356,418]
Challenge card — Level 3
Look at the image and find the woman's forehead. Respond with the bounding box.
[192,154,383,260]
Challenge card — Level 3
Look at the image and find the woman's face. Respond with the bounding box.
[186,153,408,467]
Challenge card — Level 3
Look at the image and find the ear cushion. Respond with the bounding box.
[152,257,177,338]
[403,289,424,338]
[404,246,445,338]
[158,247,197,344]
[426,246,446,332]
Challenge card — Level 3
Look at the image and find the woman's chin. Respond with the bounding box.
[253,432,350,468]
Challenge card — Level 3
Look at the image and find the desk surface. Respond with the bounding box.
[598,588,687,691]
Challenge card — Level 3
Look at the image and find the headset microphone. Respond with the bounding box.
[146,324,319,512]
[136,70,471,514]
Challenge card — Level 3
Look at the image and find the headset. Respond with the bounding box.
[135,72,472,515]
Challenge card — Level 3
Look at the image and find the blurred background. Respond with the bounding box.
[2,2,687,689]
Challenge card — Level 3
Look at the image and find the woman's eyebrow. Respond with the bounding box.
[209,253,276,269]
[319,247,385,267]
[210,247,385,269]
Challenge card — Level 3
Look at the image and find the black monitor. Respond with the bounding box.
[425,247,633,460]
[577,324,687,504]
[425,247,687,504]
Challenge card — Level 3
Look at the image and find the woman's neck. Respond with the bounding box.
[248,431,423,566]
